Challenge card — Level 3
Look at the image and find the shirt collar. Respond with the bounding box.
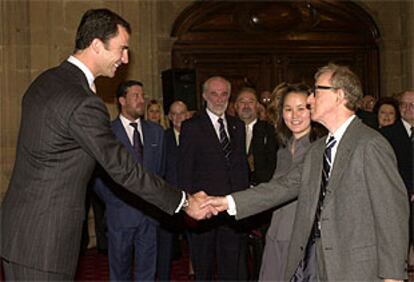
[120,114,141,130]
[401,118,412,135]
[328,115,356,144]
[206,108,226,124]
[67,56,95,90]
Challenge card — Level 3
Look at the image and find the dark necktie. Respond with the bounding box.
[129,122,144,163]
[410,126,414,142]
[313,135,337,238]
[218,118,232,162]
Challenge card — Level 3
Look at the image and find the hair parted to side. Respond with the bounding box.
[116,80,143,112]
[202,76,231,95]
[315,63,363,111]
[75,8,131,52]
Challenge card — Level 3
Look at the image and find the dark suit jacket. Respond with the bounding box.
[164,128,179,186]
[1,61,181,276]
[93,117,165,227]
[179,110,249,196]
[249,120,277,185]
[233,118,409,280]
[380,119,413,194]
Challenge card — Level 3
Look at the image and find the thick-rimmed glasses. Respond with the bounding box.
[400,102,414,110]
[311,85,339,94]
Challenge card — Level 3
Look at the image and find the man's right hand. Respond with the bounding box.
[201,195,229,212]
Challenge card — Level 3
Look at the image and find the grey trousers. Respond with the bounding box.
[2,259,72,281]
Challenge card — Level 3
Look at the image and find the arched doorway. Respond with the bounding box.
[170,0,380,109]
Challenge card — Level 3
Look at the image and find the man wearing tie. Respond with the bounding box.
[381,89,414,270]
[92,80,165,281]
[234,87,277,279]
[179,76,249,281]
[204,64,408,281]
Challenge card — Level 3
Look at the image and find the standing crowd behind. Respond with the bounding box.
[87,74,413,282]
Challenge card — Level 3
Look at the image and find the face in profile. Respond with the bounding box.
[147,104,162,124]
[307,71,339,126]
[99,25,130,78]
[377,104,396,128]
[283,92,311,139]
[203,78,230,116]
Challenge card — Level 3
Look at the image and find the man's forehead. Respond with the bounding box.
[237,92,257,102]
[401,91,414,101]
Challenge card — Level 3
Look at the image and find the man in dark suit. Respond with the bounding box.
[205,64,409,281]
[0,9,211,280]
[179,76,249,281]
[234,87,277,280]
[381,89,414,269]
[93,80,165,281]
[157,100,189,281]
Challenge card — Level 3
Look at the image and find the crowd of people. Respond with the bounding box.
[1,8,413,282]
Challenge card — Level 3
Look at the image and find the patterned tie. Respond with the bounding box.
[129,122,144,163]
[245,124,253,154]
[313,135,337,238]
[218,118,232,162]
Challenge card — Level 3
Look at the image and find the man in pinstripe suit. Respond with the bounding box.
[1,8,211,280]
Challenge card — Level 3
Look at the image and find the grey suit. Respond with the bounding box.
[1,61,181,277]
[233,118,409,281]
[260,135,311,281]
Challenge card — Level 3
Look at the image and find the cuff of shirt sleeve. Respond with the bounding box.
[175,191,187,213]
[226,195,237,216]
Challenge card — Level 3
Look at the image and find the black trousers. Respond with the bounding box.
[188,216,247,281]
[2,259,72,281]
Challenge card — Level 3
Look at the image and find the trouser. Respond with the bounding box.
[291,237,327,282]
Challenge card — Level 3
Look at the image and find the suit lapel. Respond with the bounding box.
[324,119,360,201]
[61,61,95,96]
[112,117,139,161]
[200,111,223,152]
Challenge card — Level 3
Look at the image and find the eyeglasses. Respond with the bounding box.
[400,102,414,110]
[312,85,339,94]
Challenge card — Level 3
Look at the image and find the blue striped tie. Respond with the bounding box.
[313,135,337,238]
[218,118,232,162]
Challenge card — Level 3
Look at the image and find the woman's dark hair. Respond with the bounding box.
[373,97,401,121]
[75,9,131,51]
[276,83,327,147]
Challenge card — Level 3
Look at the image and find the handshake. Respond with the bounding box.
[184,191,230,220]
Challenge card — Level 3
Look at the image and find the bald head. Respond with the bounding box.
[168,101,188,131]
[400,90,414,125]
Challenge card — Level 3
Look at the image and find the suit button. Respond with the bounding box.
[324,247,333,250]
[300,246,304,251]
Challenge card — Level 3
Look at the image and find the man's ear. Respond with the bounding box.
[91,38,103,54]
[118,96,126,107]
[337,88,345,103]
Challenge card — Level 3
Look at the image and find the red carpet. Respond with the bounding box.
[75,242,192,281]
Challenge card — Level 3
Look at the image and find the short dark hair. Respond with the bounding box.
[75,8,131,51]
[116,80,143,112]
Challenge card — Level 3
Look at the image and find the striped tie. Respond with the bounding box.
[313,135,337,238]
[218,118,232,162]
